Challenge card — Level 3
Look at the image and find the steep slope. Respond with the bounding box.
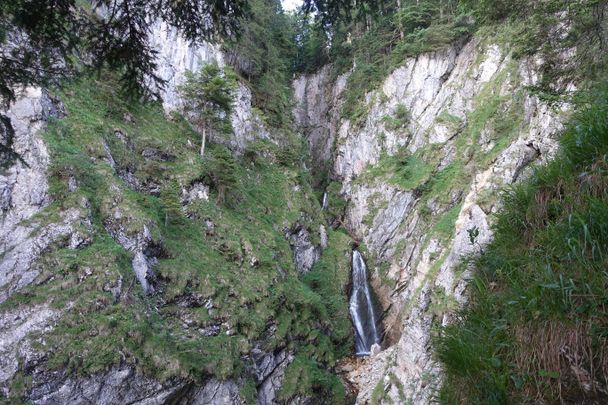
[294,32,572,403]
[0,19,351,405]
[438,81,608,404]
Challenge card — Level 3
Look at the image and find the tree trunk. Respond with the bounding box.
[200,126,206,158]
[397,0,404,39]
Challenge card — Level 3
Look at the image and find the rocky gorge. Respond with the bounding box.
[0,3,590,404]
[293,33,572,403]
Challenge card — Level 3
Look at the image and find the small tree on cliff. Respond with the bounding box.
[160,180,183,226]
[179,63,237,158]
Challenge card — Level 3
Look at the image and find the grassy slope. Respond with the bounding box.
[437,88,608,403]
[1,74,353,404]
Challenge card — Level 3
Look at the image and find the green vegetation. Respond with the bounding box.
[278,354,346,403]
[290,0,474,124]
[225,0,297,128]
[291,0,607,130]
[302,230,354,358]
[179,62,237,158]
[160,180,182,225]
[0,0,248,103]
[2,74,351,403]
[358,146,435,191]
[4,1,608,403]
[322,181,349,226]
[382,104,411,131]
[336,1,472,125]
[437,87,608,403]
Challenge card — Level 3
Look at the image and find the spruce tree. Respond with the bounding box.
[160,180,183,226]
[178,63,237,158]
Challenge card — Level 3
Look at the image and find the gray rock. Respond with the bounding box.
[141,147,175,162]
[26,366,247,405]
[295,37,572,404]
[0,88,78,304]
[286,225,321,276]
[149,21,271,155]
[182,182,209,204]
[253,349,293,405]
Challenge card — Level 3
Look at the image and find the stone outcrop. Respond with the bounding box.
[150,22,270,154]
[294,37,572,403]
[0,87,83,304]
[24,367,245,405]
[293,65,350,166]
[0,10,574,405]
[0,24,321,404]
[286,224,322,276]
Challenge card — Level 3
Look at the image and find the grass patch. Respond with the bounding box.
[436,86,608,404]
[2,73,350,402]
[358,146,436,191]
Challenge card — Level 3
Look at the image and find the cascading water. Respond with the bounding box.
[321,191,328,210]
[349,249,382,356]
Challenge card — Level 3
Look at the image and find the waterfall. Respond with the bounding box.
[349,249,382,356]
[321,191,328,210]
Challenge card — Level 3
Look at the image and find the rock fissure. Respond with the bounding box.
[294,33,572,403]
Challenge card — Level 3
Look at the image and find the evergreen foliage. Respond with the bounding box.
[202,145,240,206]
[0,0,249,104]
[225,0,297,128]
[160,180,182,225]
[2,75,351,403]
[178,62,237,157]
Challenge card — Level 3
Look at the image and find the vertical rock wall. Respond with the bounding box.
[150,22,270,154]
[294,37,572,403]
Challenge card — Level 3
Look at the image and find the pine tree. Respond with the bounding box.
[178,63,237,158]
[204,147,240,206]
[160,181,182,226]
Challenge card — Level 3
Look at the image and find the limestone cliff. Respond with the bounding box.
[294,36,572,403]
[0,8,578,405]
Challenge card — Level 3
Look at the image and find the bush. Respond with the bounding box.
[160,180,183,225]
[202,146,241,206]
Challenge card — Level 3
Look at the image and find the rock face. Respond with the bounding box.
[150,21,270,154]
[25,366,245,405]
[0,87,79,304]
[293,65,350,166]
[0,24,323,405]
[286,224,322,276]
[294,37,572,403]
